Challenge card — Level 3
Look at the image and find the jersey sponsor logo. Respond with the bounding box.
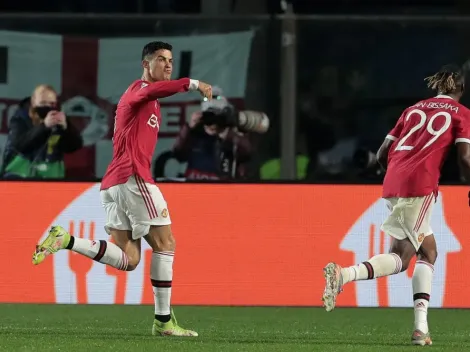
[147,113,160,129]
[140,82,148,89]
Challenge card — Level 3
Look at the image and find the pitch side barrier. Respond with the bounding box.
[0,180,467,307]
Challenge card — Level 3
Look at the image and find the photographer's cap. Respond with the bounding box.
[201,85,228,112]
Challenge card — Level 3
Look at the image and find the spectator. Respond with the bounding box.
[172,88,252,180]
[1,85,83,179]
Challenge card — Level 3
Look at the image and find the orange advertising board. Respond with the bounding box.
[1,182,469,307]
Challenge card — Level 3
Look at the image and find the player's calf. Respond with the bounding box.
[411,235,437,338]
[67,227,141,271]
[322,240,413,311]
[340,238,415,286]
[143,224,196,336]
[145,225,176,323]
[149,228,175,252]
[33,225,137,271]
[65,235,132,271]
[106,228,142,271]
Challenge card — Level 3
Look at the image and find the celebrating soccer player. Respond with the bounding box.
[33,41,212,337]
[322,64,470,346]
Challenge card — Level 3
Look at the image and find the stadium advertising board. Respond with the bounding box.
[1,182,469,307]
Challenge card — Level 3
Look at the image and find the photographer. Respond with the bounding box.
[173,89,268,180]
[2,84,83,179]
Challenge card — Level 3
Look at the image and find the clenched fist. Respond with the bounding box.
[197,81,212,100]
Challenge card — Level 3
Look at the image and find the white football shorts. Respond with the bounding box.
[100,175,171,240]
[381,193,435,251]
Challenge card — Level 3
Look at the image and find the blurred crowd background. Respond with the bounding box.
[0,0,469,183]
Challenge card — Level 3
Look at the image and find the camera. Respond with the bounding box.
[200,97,269,134]
[33,106,55,120]
[200,106,234,128]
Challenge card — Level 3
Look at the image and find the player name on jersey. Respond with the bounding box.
[414,101,459,113]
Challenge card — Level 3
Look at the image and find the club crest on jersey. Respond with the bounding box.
[147,113,160,129]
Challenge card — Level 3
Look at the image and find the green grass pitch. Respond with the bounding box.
[1,304,469,351]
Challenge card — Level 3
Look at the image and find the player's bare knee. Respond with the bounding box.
[153,235,175,252]
[389,239,415,271]
[125,254,141,271]
[418,235,438,265]
[418,249,438,266]
[123,248,141,271]
[428,249,438,265]
[126,263,138,271]
[146,225,176,252]
[389,250,414,271]
[398,255,411,272]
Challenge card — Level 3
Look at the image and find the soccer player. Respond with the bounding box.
[32,41,213,337]
[322,64,470,346]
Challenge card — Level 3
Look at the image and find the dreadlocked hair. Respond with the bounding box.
[424,64,464,94]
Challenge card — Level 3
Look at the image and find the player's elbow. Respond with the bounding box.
[376,153,386,168]
[376,141,392,169]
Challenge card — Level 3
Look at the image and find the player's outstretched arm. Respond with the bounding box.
[457,142,470,182]
[376,139,393,170]
[127,78,200,108]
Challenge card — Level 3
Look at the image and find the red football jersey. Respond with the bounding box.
[101,78,197,190]
[383,95,470,198]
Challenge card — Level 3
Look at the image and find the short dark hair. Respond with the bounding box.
[424,64,465,94]
[141,41,172,61]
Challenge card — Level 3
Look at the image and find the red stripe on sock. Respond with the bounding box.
[390,253,402,274]
[151,279,172,288]
[156,251,174,257]
[119,251,128,271]
[93,240,107,262]
[363,262,374,280]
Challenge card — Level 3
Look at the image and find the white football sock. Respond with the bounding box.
[412,260,434,334]
[68,237,128,270]
[151,251,174,320]
[341,253,402,285]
